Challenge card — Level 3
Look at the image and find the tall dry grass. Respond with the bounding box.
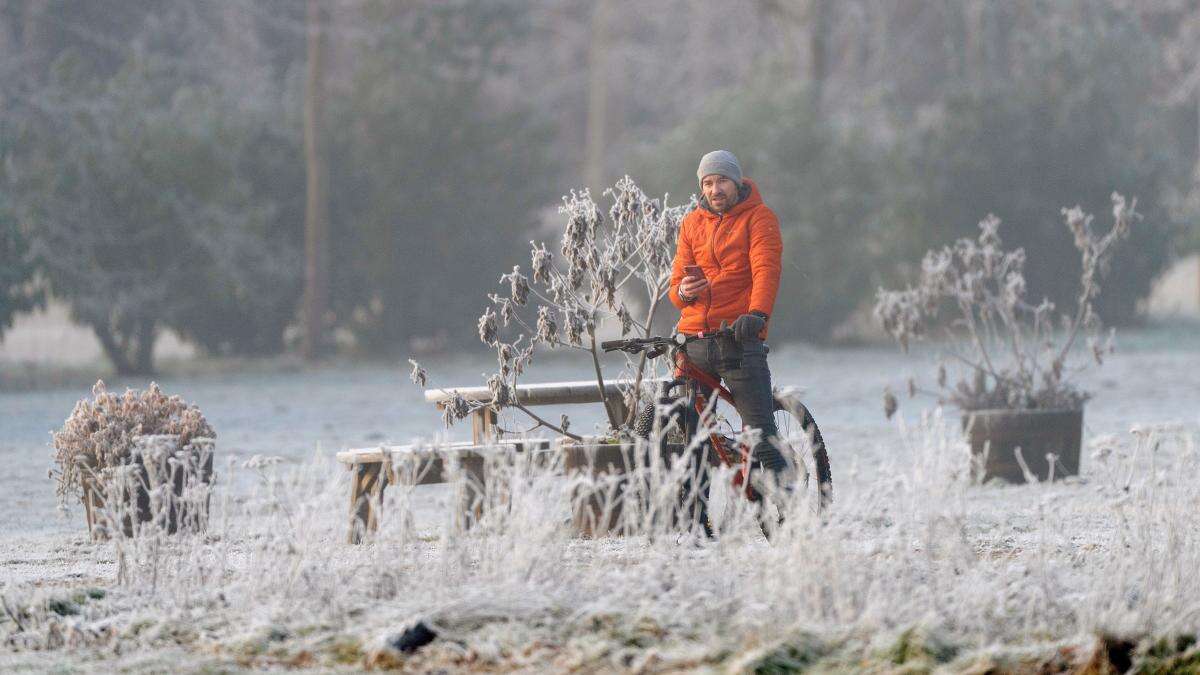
[3,415,1198,671]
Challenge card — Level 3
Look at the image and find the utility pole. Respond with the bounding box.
[302,0,330,361]
[584,0,613,195]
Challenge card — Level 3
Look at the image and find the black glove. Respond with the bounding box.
[732,311,768,343]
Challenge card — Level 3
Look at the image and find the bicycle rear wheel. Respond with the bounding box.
[633,400,712,537]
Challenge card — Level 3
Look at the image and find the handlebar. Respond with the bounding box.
[601,328,737,355]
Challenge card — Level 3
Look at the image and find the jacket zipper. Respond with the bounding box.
[702,212,724,332]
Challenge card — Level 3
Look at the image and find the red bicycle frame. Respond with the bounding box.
[673,348,760,500]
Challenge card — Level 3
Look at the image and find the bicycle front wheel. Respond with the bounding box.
[772,392,833,512]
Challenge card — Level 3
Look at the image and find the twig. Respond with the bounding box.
[514,403,582,441]
[624,289,664,428]
[589,333,619,429]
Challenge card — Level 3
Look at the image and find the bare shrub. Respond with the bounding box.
[51,380,215,519]
[418,177,686,436]
[874,193,1137,412]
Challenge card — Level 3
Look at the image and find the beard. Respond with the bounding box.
[708,190,737,212]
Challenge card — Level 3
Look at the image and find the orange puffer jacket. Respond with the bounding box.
[669,178,782,337]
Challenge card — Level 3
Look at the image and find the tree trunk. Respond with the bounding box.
[963,0,986,87]
[133,317,156,375]
[809,0,828,108]
[945,0,968,80]
[93,321,148,376]
[302,0,331,361]
[584,0,613,194]
[20,0,51,71]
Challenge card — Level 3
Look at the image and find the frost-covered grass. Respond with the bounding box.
[3,413,1199,673]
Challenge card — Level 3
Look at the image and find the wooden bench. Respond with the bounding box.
[339,378,663,543]
[422,378,662,443]
[336,438,554,543]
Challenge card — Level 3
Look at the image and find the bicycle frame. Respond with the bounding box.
[603,328,833,515]
[667,336,761,501]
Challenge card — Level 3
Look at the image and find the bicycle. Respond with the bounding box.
[601,328,832,536]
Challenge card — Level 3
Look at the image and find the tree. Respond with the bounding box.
[301,0,331,360]
[637,76,888,343]
[890,5,1185,324]
[331,0,558,353]
[13,56,288,373]
[0,188,41,340]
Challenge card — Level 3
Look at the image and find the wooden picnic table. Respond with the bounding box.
[340,377,665,542]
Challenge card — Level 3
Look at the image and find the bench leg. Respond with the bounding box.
[471,407,497,444]
[348,462,386,544]
[454,455,486,532]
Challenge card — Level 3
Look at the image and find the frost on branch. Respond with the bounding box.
[875,195,1136,412]
[478,306,498,346]
[409,177,686,435]
[407,359,428,388]
[501,266,530,306]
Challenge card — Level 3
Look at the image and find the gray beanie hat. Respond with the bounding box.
[696,150,742,186]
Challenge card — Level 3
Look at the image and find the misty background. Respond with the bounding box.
[1,0,1198,377]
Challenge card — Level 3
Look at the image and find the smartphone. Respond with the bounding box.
[684,264,705,279]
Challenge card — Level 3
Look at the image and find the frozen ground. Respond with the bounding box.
[2,325,1199,672]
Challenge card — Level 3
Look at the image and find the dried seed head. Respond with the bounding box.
[565,308,586,346]
[487,374,512,407]
[1003,272,1025,310]
[883,388,898,420]
[489,295,514,326]
[496,342,515,376]
[535,306,558,345]
[530,241,552,284]
[1061,205,1091,251]
[408,359,428,388]
[478,307,498,346]
[978,214,1002,249]
[593,267,616,308]
[501,266,530,306]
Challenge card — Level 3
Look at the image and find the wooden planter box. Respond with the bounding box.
[963,408,1083,484]
[562,441,640,538]
[563,440,699,537]
[81,435,214,537]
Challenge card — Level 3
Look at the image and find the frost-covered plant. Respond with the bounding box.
[415,177,685,436]
[874,193,1136,412]
[51,380,215,508]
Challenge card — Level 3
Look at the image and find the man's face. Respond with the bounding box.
[701,174,739,213]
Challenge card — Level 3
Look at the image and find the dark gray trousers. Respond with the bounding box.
[684,335,787,473]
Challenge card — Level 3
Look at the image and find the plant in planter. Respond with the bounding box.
[412,176,687,438]
[52,380,215,537]
[873,193,1137,483]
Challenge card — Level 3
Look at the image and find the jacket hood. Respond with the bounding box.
[697,178,762,219]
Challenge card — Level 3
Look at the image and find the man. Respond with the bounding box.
[669,149,790,489]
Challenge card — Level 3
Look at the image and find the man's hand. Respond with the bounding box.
[732,311,768,342]
[678,275,709,302]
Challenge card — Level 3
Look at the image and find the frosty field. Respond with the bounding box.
[2,326,1199,673]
